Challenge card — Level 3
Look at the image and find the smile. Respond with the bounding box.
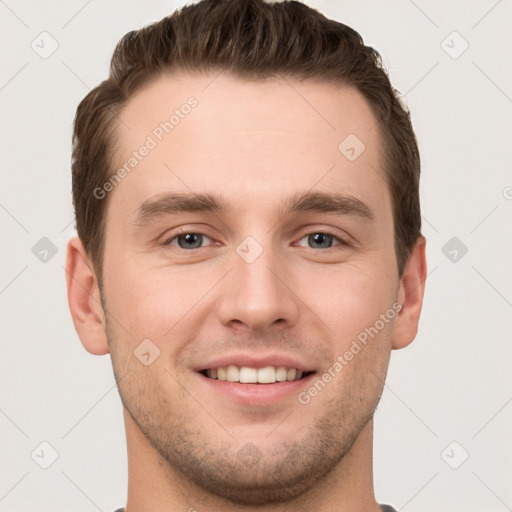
[200,365,314,384]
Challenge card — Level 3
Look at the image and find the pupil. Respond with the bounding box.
[309,233,332,249]
[179,233,202,249]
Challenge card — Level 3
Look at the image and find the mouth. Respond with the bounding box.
[199,365,315,384]
[194,353,318,405]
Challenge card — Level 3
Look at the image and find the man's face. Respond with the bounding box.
[102,74,399,504]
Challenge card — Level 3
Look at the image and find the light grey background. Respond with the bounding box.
[1,1,511,511]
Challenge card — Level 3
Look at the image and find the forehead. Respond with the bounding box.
[109,73,389,221]
[116,72,380,152]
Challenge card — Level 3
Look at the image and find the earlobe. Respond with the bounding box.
[65,237,109,355]
[392,235,427,350]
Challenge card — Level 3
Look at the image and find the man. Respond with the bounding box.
[65,0,426,510]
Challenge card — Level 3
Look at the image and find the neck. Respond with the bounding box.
[123,408,381,512]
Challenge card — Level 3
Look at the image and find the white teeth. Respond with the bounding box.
[275,367,288,381]
[257,366,276,383]
[204,365,308,383]
[239,366,258,383]
[287,368,296,380]
[226,364,239,382]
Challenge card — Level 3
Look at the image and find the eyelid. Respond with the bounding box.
[295,224,353,245]
[295,231,348,248]
[161,227,350,250]
[162,230,215,247]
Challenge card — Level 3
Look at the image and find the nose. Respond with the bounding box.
[216,241,300,333]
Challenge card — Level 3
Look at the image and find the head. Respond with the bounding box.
[66,0,426,506]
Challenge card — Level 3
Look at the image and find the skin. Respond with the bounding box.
[66,73,426,512]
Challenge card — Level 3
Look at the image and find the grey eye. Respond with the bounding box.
[165,233,213,249]
[296,232,341,249]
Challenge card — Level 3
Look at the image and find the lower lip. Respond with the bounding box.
[196,372,316,406]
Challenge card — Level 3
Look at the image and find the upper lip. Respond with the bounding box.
[195,352,314,373]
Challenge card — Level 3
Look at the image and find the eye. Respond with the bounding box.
[296,232,345,249]
[162,231,347,251]
[163,232,213,249]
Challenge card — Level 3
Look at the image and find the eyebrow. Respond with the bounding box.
[133,190,374,226]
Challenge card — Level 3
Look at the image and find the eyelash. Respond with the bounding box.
[162,230,349,250]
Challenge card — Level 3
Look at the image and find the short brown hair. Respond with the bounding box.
[72,0,421,281]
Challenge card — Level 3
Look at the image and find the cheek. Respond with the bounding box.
[102,255,201,340]
[296,257,397,343]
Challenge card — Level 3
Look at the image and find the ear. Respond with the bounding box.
[392,235,427,350]
[65,237,109,355]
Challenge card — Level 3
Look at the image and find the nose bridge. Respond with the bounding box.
[216,234,299,332]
